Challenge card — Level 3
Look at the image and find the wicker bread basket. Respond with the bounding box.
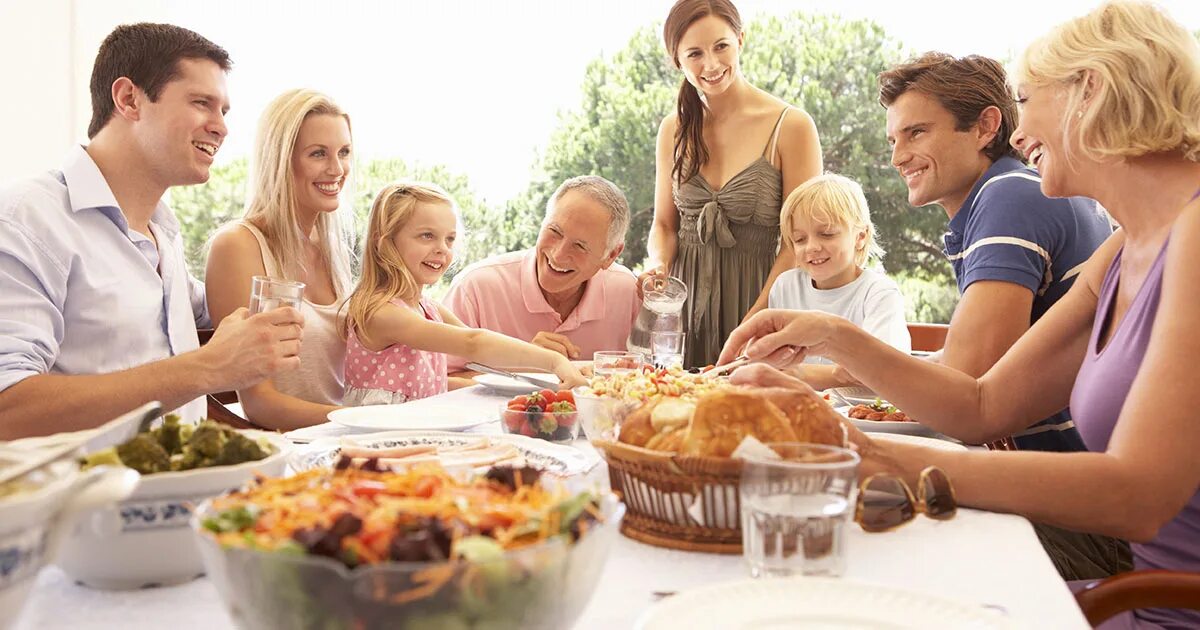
[592,439,745,554]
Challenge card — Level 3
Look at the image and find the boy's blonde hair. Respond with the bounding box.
[342,181,456,343]
[780,174,884,267]
[243,89,354,297]
[1015,0,1200,164]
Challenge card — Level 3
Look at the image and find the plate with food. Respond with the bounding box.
[327,403,494,432]
[835,399,943,438]
[289,431,598,477]
[473,372,562,396]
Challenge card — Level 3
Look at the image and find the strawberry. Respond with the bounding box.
[525,392,545,408]
[537,389,556,403]
[518,420,536,437]
[503,410,524,431]
[537,413,558,435]
[555,389,575,405]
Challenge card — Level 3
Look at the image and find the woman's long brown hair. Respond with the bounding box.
[663,0,744,185]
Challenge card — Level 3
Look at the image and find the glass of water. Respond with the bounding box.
[593,351,644,378]
[248,276,305,314]
[740,443,860,578]
[649,331,685,368]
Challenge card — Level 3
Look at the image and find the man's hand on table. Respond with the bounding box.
[532,331,581,360]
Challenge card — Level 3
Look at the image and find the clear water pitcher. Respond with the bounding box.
[628,275,687,366]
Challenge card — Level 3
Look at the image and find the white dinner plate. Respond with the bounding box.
[326,403,492,432]
[871,432,967,451]
[289,430,597,476]
[636,576,1015,629]
[473,372,561,396]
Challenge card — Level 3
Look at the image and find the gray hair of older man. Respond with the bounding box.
[543,175,630,253]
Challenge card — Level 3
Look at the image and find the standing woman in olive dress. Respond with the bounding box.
[643,0,823,367]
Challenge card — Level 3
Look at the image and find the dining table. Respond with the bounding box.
[15,384,1091,629]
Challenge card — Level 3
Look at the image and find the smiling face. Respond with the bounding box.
[291,113,351,219]
[1011,83,1082,198]
[788,214,866,290]
[134,57,229,187]
[394,201,457,287]
[676,15,742,97]
[885,90,995,217]
[534,189,622,300]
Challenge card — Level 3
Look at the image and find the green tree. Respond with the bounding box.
[170,159,249,277]
[515,13,953,283]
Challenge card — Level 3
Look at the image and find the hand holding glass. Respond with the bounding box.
[248,276,305,314]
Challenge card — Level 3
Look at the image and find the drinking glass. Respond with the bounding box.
[248,276,305,314]
[649,331,685,369]
[592,351,644,378]
[739,443,860,578]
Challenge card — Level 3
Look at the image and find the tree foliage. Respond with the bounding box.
[513,12,953,282]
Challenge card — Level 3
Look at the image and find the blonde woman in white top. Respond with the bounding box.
[206,89,354,429]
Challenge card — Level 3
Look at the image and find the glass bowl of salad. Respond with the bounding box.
[192,464,624,630]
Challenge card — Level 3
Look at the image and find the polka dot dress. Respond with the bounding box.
[343,297,448,406]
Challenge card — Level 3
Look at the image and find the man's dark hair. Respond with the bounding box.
[878,52,1022,163]
[88,23,232,138]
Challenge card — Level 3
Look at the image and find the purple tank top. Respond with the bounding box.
[1070,237,1200,628]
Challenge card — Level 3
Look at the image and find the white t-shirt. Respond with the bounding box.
[767,267,911,363]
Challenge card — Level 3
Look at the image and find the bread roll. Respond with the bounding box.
[682,390,798,457]
[747,386,847,447]
[618,402,657,447]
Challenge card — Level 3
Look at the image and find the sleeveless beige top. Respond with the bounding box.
[236,221,346,405]
[672,108,790,367]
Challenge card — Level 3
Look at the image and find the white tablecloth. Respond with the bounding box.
[16,385,1089,629]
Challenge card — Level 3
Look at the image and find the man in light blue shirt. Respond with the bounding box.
[0,23,304,439]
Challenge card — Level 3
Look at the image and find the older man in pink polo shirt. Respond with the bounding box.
[444,176,638,373]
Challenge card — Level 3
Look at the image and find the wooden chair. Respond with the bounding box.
[196,329,266,431]
[907,322,949,353]
[1075,570,1200,627]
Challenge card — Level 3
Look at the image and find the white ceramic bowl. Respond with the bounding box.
[54,431,290,590]
[0,461,139,630]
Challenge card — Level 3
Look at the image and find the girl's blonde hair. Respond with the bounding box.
[243,88,355,297]
[1015,0,1200,164]
[342,181,456,343]
[780,174,884,268]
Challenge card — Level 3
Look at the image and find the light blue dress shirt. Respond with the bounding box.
[0,145,210,421]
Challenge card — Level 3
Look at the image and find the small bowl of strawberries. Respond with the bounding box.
[501,389,580,443]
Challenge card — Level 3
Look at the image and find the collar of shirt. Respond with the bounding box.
[61,145,182,243]
[947,156,1027,237]
[518,249,607,330]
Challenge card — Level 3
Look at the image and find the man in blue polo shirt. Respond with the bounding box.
[879,52,1120,580]
[879,52,1112,453]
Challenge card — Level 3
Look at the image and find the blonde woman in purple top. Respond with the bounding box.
[720,2,1200,627]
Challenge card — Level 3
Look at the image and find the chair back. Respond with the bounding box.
[1075,570,1200,627]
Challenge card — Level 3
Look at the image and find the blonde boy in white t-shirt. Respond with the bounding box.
[767,174,911,363]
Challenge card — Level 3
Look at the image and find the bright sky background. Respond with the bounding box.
[34,1,1200,203]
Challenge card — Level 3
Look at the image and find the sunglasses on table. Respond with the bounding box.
[855,466,957,533]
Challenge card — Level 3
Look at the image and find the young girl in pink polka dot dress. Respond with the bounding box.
[341,182,586,406]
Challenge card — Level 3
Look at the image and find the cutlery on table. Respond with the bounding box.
[465,362,559,390]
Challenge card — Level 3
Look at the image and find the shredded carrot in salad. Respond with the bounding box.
[201,464,601,568]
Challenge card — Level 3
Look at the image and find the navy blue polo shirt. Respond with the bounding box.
[945,157,1112,452]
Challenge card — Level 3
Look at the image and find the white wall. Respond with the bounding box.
[0,0,175,186]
